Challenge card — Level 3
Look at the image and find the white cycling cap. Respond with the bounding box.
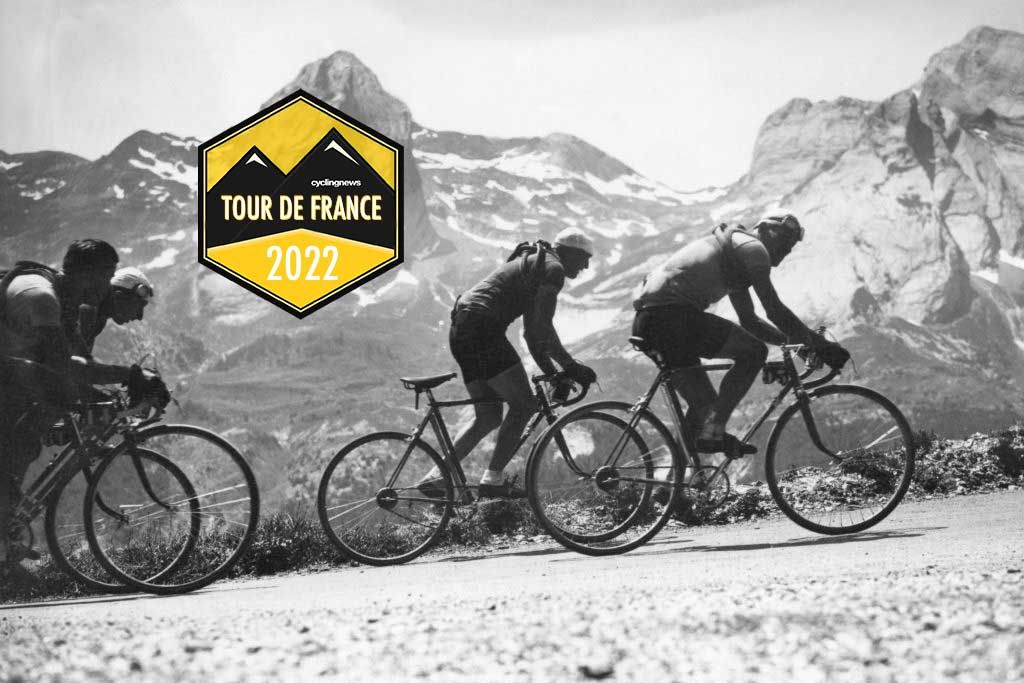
[553,227,594,256]
[110,267,155,300]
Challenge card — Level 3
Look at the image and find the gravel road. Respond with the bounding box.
[3,490,1023,682]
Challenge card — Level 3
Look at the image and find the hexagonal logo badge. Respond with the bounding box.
[198,90,403,318]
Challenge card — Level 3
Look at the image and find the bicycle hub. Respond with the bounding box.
[594,466,620,493]
[375,487,399,510]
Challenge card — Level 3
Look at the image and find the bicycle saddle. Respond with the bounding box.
[400,372,457,391]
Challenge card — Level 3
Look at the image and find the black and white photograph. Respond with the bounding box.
[2,0,1023,680]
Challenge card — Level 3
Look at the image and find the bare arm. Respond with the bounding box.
[747,269,818,345]
[523,284,573,375]
[729,289,788,345]
[68,357,133,385]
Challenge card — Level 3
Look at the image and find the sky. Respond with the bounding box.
[1,0,1022,190]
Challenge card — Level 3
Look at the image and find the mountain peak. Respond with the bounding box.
[920,26,1024,119]
[534,132,634,180]
[320,49,371,71]
[263,51,412,145]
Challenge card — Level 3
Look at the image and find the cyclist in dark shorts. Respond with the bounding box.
[447,227,598,498]
[632,214,849,455]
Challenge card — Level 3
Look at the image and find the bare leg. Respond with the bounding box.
[482,363,534,473]
[701,327,767,436]
[668,366,717,440]
[450,379,503,463]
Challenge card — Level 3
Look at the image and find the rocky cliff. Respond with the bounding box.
[2,27,1023,505]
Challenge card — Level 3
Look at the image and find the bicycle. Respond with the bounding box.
[317,371,588,566]
[3,357,259,595]
[526,333,916,555]
[4,361,189,593]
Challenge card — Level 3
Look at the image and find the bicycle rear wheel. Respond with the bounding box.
[85,425,259,594]
[45,448,191,594]
[526,401,684,556]
[318,432,453,566]
[765,385,915,534]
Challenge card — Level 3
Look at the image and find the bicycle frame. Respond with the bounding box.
[621,345,840,484]
[388,376,563,499]
[12,399,165,540]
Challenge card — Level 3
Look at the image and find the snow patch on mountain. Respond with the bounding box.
[130,147,197,192]
[142,248,179,269]
[18,178,65,200]
[710,199,750,221]
[147,229,187,242]
[678,186,729,203]
[353,269,420,308]
[583,172,699,204]
[0,160,22,171]
[552,305,622,344]
[444,215,517,249]
[160,133,200,151]
[416,147,718,207]
[492,215,518,231]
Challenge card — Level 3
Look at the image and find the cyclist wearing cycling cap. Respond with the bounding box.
[73,266,155,359]
[632,214,849,456]
[444,227,598,498]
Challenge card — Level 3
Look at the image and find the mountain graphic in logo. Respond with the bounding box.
[268,128,397,248]
[205,130,397,249]
[206,146,285,248]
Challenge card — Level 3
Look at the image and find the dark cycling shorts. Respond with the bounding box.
[449,310,520,383]
[632,306,736,367]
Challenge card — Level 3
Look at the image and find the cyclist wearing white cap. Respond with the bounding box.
[632,215,849,456]
[445,227,598,498]
[72,266,155,359]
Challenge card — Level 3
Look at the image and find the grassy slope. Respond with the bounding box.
[4,424,1023,603]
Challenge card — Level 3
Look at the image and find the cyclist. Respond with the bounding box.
[0,242,164,571]
[72,266,155,360]
[632,214,849,455]
[443,227,598,498]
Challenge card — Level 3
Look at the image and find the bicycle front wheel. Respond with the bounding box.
[527,401,684,556]
[317,432,453,566]
[765,385,915,535]
[85,425,259,594]
[45,449,191,594]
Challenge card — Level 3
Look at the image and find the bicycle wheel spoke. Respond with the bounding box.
[86,427,258,594]
[767,387,914,535]
[528,403,681,555]
[318,433,452,565]
[326,497,377,520]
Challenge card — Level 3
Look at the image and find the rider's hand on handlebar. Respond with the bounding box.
[564,361,597,387]
[816,341,851,371]
[126,364,171,409]
[552,376,576,403]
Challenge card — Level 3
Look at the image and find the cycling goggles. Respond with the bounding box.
[114,283,154,301]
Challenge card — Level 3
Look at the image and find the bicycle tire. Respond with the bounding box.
[45,448,195,593]
[317,432,454,566]
[526,400,685,556]
[84,424,259,594]
[765,384,915,535]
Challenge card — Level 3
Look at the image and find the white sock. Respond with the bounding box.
[480,469,504,485]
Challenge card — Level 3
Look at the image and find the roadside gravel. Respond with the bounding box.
[2,491,1022,682]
